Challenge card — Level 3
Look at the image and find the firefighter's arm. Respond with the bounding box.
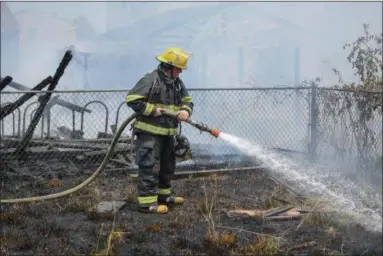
[179,81,194,117]
[125,76,156,116]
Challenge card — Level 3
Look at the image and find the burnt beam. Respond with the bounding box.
[16,51,73,157]
[0,76,13,92]
[0,76,52,121]
[2,78,91,114]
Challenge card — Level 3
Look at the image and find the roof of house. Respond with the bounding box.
[11,8,99,48]
[100,3,227,41]
[13,9,96,35]
[13,8,73,24]
[1,2,19,30]
[98,3,303,52]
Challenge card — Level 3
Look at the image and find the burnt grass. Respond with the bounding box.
[1,160,382,256]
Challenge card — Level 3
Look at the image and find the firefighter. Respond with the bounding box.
[125,47,194,214]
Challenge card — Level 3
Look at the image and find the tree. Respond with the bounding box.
[312,24,382,183]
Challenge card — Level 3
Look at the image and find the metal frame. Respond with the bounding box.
[115,101,127,128]
[1,102,21,137]
[42,96,92,138]
[22,101,39,135]
[80,100,109,134]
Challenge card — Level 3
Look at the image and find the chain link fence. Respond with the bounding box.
[314,87,382,184]
[1,86,382,178]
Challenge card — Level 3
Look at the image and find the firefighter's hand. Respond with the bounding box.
[177,110,189,121]
[153,107,165,117]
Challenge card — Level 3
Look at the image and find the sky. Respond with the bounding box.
[2,1,382,89]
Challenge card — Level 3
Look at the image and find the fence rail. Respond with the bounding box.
[1,86,382,181]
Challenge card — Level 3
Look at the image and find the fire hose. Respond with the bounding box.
[0,110,220,204]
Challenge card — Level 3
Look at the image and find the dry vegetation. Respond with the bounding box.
[1,160,381,256]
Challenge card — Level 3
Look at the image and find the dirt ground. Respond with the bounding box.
[1,160,382,256]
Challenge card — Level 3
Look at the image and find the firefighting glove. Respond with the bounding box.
[177,110,189,121]
[152,107,165,117]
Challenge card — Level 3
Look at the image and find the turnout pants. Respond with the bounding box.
[134,131,176,208]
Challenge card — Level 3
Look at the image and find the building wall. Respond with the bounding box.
[1,30,19,76]
[105,2,207,33]
[1,2,20,75]
[10,11,80,86]
[15,11,76,55]
[98,3,303,89]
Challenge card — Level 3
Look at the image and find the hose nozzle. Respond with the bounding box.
[209,128,220,138]
[188,120,220,138]
[161,110,220,138]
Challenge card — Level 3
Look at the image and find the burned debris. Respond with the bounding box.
[0,50,115,165]
[0,76,52,120]
[0,76,13,92]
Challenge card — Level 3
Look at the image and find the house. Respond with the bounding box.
[8,9,97,89]
[1,2,20,75]
[104,2,201,32]
[24,3,303,90]
[94,2,304,89]
[14,9,77,56]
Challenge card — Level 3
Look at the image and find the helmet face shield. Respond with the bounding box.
[156,47,192,70]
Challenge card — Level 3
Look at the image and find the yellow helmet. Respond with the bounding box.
[156,47,192,69]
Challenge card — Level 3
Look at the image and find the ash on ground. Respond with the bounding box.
[1,159,381,256]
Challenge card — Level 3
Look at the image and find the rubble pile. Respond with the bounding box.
[0,132,135,167]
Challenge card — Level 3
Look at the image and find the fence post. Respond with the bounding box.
[309,82,318,162]
[294,47,301,129]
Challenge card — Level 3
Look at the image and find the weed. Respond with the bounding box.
[198,178,220,240]
[124,191,136,203]
[327,250,344,256]
[0,205,26,224]
[203,231,234,255]
[58,185,101,213]
[327,226,338,238]
[300,212,332,228]
[206,173,225,180]
[176,248,194,256]
[147,224,161,232]
[167,211,194,229]
[265,196,285,209]
[197,178,241,254]
[47,177,63,188]
[204,231,238,255]
[0,228,35,253]
[34,219,66,237]
[123,180,137,203]
[220,232,238,248]
[229,236,280,256]
[296,197,332,229]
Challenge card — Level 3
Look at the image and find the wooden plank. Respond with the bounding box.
[264,206,295,218]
